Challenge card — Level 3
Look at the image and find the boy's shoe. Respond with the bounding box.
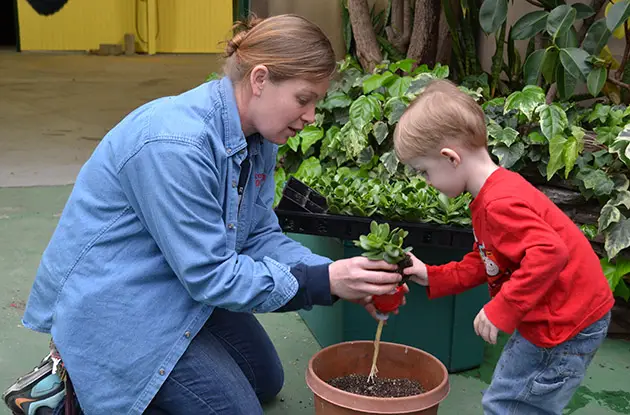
[2,355,65,415]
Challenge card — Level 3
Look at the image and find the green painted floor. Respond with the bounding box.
[1,185,629,414]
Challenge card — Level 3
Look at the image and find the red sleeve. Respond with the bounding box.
[425,243,487,299]
[483,198,569,334]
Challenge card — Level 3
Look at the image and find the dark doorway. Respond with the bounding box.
[0,0,19,50]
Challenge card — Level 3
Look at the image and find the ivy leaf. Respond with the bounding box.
[504,85,545,120]
[511,10,549,40]
[492,142,525,169]
[547,134,567,180]
[384,97,408,125]
[363,71,396,93]
[600,257,630,292]
[372,121,389,145]
[612,173,630,191]
[582,19,611,56]
[541,48,559,84]
[572,3,595,20]
[578,169,615,196]
[389,59,415,74]
[611,190,630,209]
[599,204,621,232]
[480,0,508,34]
[580,224,598,240]
[556,62,577,99]
[287,134,300,152]
[523,49,545,85]
[320,91,353,111]
[547,5,577,43]
[295,157,322,179]
[432,64,450,78]
[615,279,630,301]
[595,126,621,145]
[358,146,375,165]
[381,151,399,175]
[609,124,630,166]
[605,218,630,258]
[387,76,413,97]
[528,132,548,144]
[563,136,579,178]
[587,67,608,97]
[559,48,591,81]
[350,96,382,130]
[589,103,611,123]
[537,103,569,140]
[299,125,324,153]
[606,0,630,32]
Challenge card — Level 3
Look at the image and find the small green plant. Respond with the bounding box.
[354,221,413,276]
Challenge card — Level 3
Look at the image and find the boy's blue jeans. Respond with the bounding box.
[54,307,283,414]
[482,311,611,415]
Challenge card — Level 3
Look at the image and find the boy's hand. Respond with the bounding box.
[402,253,429,286]
[474,309,499,344]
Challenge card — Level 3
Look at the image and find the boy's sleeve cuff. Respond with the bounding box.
[483,294,522,334]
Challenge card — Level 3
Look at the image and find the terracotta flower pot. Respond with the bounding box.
[306,341,449,414]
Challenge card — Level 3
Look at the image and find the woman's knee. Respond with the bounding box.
[255,356,284,403]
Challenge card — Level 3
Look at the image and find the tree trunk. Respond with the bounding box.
[347,0,382,72]
[386,0,412,54]
[406,0,441,66]
[434,2,453,65]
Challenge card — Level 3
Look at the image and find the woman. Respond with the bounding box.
[4,14,404,415]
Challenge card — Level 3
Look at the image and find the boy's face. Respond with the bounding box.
[407,149,467,198]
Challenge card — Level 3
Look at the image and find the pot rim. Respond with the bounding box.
[305,341,450,414]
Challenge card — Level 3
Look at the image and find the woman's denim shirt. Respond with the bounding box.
[22,77,330,414]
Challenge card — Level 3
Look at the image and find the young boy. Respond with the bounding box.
[395,79,614,414]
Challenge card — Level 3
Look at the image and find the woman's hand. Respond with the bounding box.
[328,257,401,300]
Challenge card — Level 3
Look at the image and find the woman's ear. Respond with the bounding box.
[440,148,461,167]
[249,65,269,97]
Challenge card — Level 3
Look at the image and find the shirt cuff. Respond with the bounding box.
[483,294,522,334]
[274,263,334,312]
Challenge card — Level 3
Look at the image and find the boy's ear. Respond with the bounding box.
[440,147,461,167]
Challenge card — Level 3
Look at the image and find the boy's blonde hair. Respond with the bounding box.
[394,79,487,163]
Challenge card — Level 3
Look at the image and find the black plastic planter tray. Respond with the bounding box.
[275,209,474,250]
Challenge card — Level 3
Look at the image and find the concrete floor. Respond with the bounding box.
[1,52,629,415]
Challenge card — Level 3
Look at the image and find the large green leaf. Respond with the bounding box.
[555,27,579,48]
[287,134,300,152]
[605,218,630,258]
[537,103,569,140]
[610,189,630,209]
[587,67,608,97]
[320,91,353,111]
[504,85,545,120]
[615,279,630,301]
[595,126,622,145]
[381,151,399,175]
[373,121,389,145]
[358,145,375,165]
[541,48,559,84]
[295,157,322,179]
[572,3,595,20]
[384,97,408,125]
[480,0,508,34]
[523,49,545,85]
[563,136,580,178]
[350,95,382,130]
[600,204,622,232]
[299,125,324,153]
[511,11,549,40]
[556,59,578,99]
[582,19,611,56]
[559,48,591,81]
[547,134,567,180]
[363,71,396,93]
[547,5,577,42]
[387,76,413,97]
[578,169,616,196]
[600,257,630,291]
[606,0,630,32]
[492,142,525,169]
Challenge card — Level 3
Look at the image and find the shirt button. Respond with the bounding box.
[159,369,165,375]
[232,180,237,188]
[184,331,191,338]
[226,148,232,154]
[228,223,235,230]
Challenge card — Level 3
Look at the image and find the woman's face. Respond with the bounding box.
[248,69,329,145]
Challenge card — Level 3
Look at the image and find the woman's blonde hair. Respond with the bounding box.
[223,14,337,84]
[394,79,487,162]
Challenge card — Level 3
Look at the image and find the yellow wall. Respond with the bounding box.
[17,0,232,54]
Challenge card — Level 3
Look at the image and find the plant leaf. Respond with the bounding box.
[511,10,549,40]
[363,71,396,94]
[547,5,577,42]
[387,76,413,97]
[537,103,569,140]
[480,0,509,34]
[559,48,591,81]
[373,121,389,145]
[547,134,567,180]
[504,85,545,120]
[606,0,630,32]
[605,218,630,258]
[523,49,545,85]
[287,134,300,152]
[541,48,559,84]
[320,91,353,111]
[600,204,622,232]
[384,97,408,125]
[578,169,615,196]
[563,136,579,178]
[555,27,579,48]
[572,3,595,20]
[555,61,577,99]
[273,167,286,207]
[615,279,630,300]
[381,151,399,175]
[582,19,612,56]
[300,125,324,153]
[492,142,525,169]
[358,145,375,165]
[587,67,608,97]
[350,96,382,130]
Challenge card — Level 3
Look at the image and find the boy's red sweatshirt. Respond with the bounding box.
[426,167,614,348]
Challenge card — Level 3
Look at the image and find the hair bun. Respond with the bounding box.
[225,15,264,57]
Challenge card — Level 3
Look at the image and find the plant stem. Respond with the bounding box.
[546,84,558,104]
[607,76,630,90]
[525,0,544,7]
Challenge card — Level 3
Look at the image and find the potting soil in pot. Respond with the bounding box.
[326,374,424,398]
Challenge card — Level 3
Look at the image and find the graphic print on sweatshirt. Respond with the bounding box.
[474,230,512,296]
